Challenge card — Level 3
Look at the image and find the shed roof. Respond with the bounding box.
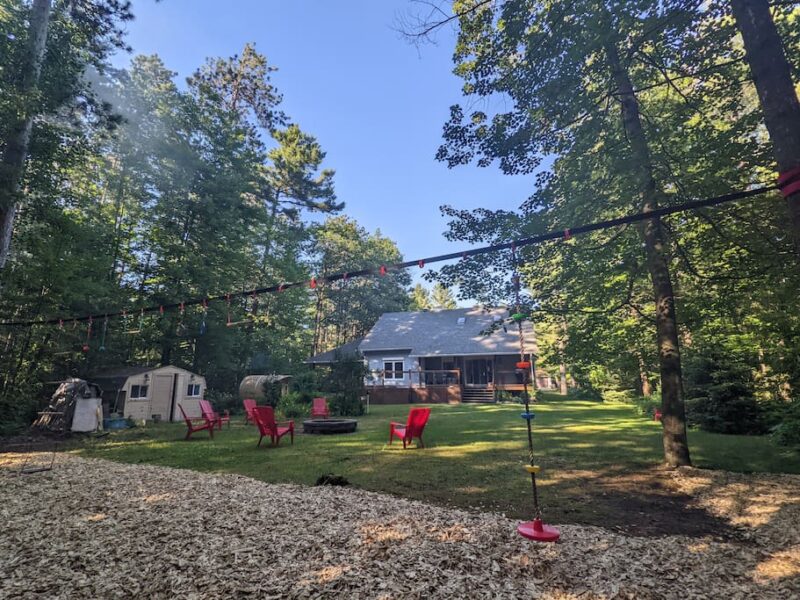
[305,339,363,365]
[359,307,536,357]
[90,365,201,390]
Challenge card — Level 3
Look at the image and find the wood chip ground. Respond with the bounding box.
[1,453,798,598]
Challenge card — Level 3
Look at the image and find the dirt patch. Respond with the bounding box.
[549,469,742,539]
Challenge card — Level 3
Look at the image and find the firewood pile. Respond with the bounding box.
[0,453,797,599]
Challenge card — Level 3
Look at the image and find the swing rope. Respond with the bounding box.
[511,246,560,542]
[511,247,541,519]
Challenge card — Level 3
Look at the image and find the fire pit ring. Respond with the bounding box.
[303,418,358,435]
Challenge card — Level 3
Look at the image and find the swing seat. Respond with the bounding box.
[518,519,560,542]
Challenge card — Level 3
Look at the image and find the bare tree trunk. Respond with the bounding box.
[0,0,52,271]
[637,351,652,397]
[605,41,691,467]
[731,0,800,256]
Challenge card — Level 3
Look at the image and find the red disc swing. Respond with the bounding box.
[510,246,560,543]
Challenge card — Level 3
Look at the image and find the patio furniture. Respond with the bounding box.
[253,406,294,447]
[200,399,230,430]
[243,398,257,424]
[389,407,431,449]
[178,404,214,440]
[311,397,330,419]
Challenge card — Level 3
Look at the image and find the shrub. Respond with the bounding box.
[278,392,308,419]
[205,389,240,414]
[631,393,661,418]
[497,390,521,403]
[602,389,638,404]
[684,349,766,435]
[772,401,800,447]
[323,352,367,416]
[260,379,283,408]
[600,388,661,418]
[329,392,364,417]
[291,370,322,404]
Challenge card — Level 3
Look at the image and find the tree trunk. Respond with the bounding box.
[558,317,568,395]
[637,351,653,397]
[0,0,52,271]
[731,0,800,256]
[605,41,692,467]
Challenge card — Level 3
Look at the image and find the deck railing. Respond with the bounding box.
[365,369,461,387]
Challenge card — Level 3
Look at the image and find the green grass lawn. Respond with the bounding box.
[74,394,800,525]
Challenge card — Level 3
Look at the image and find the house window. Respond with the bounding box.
[383,360,404,380]
[130,385,148,400]
[187,384,202,397]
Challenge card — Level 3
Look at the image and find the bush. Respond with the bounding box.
[631,394,661,418]
[260,380,283,408]
[291,370,322,404]
[204,389,240,415]
[278,392,308,419]
[322,352,367,416]
[566,386,602,401]
[600,388,661,418]
[497,390,521,403]
[329,392,364,417]
[772,401,800,447]
[602,389,638,404]
[684,349,766,435]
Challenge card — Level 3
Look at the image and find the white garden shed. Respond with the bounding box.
[92,366,207,422]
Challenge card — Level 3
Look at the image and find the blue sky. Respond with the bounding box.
[112,0,535,280]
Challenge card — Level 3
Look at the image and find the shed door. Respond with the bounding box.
[150,374,175,421]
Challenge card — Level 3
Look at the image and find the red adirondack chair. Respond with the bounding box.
[200,399,230,430]
[311,397,330,419]
[243,398,257,424]
[253,406,294,447]
[178,404,214,440]
[389,407,431,449]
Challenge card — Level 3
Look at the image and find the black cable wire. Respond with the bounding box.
[0,185,777,327]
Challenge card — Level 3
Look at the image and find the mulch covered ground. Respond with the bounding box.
[1,453,798,599]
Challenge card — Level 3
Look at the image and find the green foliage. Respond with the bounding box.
[309,216,410,355]
[409,283,431,310]
[205,390,240,416]
[772,401,800,447]
[684,349,766,435]
[322,352,367,416]
[278,392,308,419]
[260,380,283,409]
[290,371,322,404]
[328,393,364,417]
[430,283,457,309]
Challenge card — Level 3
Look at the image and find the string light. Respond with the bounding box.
[0,185,775,328]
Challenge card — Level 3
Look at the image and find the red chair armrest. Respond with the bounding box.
[390,422,405,427]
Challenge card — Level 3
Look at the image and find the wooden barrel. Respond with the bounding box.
[238,375,272,401]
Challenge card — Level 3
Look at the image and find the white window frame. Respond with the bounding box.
[130,384,149,400]
[383,358,405,381]
[187,383,202,397]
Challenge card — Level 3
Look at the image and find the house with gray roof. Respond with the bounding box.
[307,307,555,403]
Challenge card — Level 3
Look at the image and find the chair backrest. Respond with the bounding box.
[199,399,214,418]
[243,398,257,417]
[312,397,328,413]
[253,406,277,435]
[406,407,431,437]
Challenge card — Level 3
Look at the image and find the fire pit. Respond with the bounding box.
[303,418,358,435]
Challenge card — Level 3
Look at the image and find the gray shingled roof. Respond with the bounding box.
[358,307,536,356]
[305,339,363,364]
